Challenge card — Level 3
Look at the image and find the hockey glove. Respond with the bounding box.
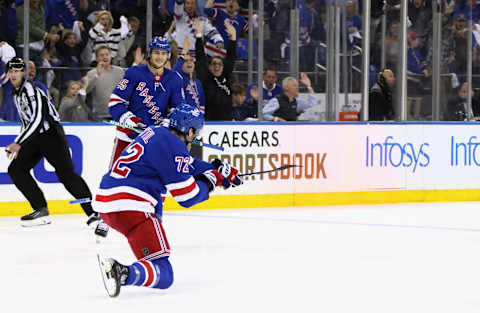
[197,169,231,191]
[211,159,243,187]
[118,112,147,139]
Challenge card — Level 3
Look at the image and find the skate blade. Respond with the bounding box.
[97,255,121,297]
[21,217,52,227]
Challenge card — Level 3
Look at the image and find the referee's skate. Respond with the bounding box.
[20,207,51,227]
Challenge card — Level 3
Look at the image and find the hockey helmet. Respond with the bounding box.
[148,36,171,58]
[6,57,25,71]
[168,104,204,137]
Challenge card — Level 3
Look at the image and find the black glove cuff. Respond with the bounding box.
[195,174,215,192]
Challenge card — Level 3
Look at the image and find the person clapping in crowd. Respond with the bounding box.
[263,72,317,122]
[59,77,93,122]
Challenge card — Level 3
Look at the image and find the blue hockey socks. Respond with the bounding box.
[125,257,174,289]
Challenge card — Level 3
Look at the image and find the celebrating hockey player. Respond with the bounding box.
[108,36,186,166]
[93,104,243,297]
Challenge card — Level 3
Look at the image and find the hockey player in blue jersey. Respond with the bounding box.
[108,36,186,166]
[94,104,243,297]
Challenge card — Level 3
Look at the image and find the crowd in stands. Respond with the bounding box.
[1,0,480,123]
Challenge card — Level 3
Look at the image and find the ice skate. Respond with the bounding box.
[94,220,109,243]
[86,212,101,227]
[20,207,51,227]
[97,255,129,297]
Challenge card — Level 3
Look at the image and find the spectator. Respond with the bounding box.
[55,22,88,89]
[204,0,247,45]
[194,19,236,121]
[452,14,471,77]
[408,0,432,55]
[446,82,480,121]
[382,20,400,70]
[453,0,480,22]
[59,77,92,121]
[344,0,362,49]
[16,0,60,65]
[85,46,124,120]
[232,82,258,121]
[115,16,143,67]
[246,68,283,107]
[263,72,317,122]
[84,10,130,66]
[172,37,205,113]
[363,69,395,121]
[45,0,79,29]
[0,0,16,48]
[407,32,429,120]
[172,0,225,58]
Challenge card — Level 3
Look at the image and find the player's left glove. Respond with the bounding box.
[197,169,231,191]
[211,159,243,187]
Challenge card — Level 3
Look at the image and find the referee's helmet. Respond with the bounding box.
[6,57,25,71]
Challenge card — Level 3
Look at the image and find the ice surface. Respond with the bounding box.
[1,202,480,313]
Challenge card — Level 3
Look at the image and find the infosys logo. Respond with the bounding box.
[365,136,430,173]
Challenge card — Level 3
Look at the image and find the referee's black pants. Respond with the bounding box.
[8,125,94,216]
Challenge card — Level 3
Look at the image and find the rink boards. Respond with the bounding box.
[1,122,480,216]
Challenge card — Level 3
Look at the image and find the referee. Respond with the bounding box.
[5,57,99,227]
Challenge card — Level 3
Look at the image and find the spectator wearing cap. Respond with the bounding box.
[407,32,429,120]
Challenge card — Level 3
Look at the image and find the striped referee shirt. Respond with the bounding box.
[13,80,60,144]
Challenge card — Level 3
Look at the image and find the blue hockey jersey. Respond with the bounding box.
[92,126,214,217]
[108,64,186,126]
[173,58,205,113]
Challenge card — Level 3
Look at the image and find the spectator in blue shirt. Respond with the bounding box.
[232,82,258,121]
[204,0,248,45]
[453,0,480,23]
[246,68,283,107]
[173,37,206,114]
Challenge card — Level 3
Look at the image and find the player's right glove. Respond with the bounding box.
[211,159,243,187]
[118,112,147,139]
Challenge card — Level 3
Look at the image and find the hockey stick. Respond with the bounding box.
[238,164,301,177]
[106,120,224,151]
[70,165,300,205]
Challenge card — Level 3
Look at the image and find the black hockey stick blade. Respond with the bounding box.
[238,164,301,177]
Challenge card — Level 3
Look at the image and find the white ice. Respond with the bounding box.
[1,202,480,313]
